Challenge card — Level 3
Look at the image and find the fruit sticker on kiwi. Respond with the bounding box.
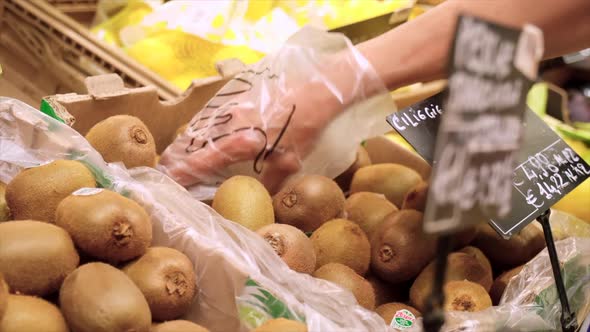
[391,309,416,330]
[72,188,104,196]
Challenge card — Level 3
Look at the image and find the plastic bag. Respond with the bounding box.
[0,97,389,332]
[405,236,590,332]
[158,26,395,200]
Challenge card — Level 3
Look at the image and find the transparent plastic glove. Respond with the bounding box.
[158,26,395,200]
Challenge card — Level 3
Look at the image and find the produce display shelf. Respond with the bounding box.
[0,0,180,104]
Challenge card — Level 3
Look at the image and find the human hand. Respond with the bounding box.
[158,69,342,194]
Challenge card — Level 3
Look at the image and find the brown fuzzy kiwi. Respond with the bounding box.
[123,247,197,321]
[490,265,524,305]
[273,175,345,232]
[55,189,152,264]
[453,226,479,249]
[443,280,492,312]
[0,182,9,221]
[344,192,398,239]
[151,320,210,332]
[5,160,95,223]
[60,262,151,332]
[350,164,423,207]
[335,146,372,191]
[370,210,437,283]
[401,181,428,211]
[252,318,307,332]
[0,274,7,321]
[458,246,492,275]
[86,115,157,168]
[0,294,69,332]
[310,219,371,275]
[409,252,493,312]
[366,274,408,306]
[399,180,478,249]
[212,176,274,231]
[473,223,545,268]
[256,224,316,274]
[313,263,376,310]
[375,302,421,325]
[362,136,432,179]
[0,220,79,296]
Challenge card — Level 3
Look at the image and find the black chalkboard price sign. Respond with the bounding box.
[389,100,590,237]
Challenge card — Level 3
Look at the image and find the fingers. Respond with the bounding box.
[160,128,267,186]
[260,151,301,194]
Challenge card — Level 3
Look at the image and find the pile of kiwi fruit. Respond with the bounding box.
[210,142,547,328]
[0,112,550,331]
[0,157,205,332]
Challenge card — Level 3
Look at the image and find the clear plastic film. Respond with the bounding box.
[0,97,390,332]
[405,236,590,332]
[158,26,396,200]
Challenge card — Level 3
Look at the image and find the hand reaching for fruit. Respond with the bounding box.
[157,36,386,196]
[158,74,343,194]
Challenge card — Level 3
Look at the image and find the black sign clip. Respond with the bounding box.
[537,209,578,332]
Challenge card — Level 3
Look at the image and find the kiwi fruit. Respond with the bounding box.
[123,247,197,321]
[375,302,421,326]
[5,160,95,223]
[313,263,375,310]
[344,192,398,239]
[443,280,492,312]
[453,226,478,249]
[0,182,9,221]
[335,146,372,191]
[409,252,493,312]
[55,189,152,263]
[251,318,307,332]
[273,175,345,232]
[256,224,316,274]
[151,320,210,332]
[490,265,524,305]
[458,246,492,275]
[350,164,422,207]
[86,115,157,168]
[60,262,151,332]
[370,210,436,283]
[366,274,408,306]
[362,136,431,179]
[212,176,274,231]
[472,223,545,268]
[0,274,7,321]
[0,220,79,296]
[401,181,428,211]
[310,219,370,275]
[0,294,69,332]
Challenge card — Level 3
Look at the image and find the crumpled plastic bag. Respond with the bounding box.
[158,26,396,200]
[405,236,590,332]
[0,97,390,332]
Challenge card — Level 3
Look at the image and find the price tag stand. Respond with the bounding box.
[422,236,452,332]
[536,209,578,332]
[422,210,579,332]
